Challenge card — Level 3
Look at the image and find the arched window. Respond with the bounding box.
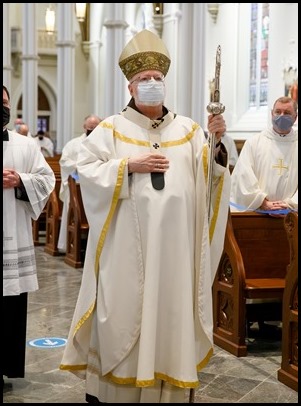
[17,85,51,133]
[249,3,270,108]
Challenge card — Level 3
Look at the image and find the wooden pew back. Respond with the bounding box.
[213,210,290,356]
[46,155,62,179]
[64,175,89,268]
[232,213,289,278]
[44,155,63,255]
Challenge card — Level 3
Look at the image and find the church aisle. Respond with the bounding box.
[3,247,298,403]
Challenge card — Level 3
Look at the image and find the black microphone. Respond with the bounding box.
[151,172,165,190]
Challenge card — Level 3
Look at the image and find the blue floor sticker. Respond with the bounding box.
[27,337,67,348]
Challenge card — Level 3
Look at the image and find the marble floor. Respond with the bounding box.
[3,247,298,403]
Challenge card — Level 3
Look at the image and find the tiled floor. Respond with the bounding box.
[3,247,298,403]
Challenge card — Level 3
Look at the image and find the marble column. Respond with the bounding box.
[103,4,128,117]
[88,3,103,117]
[56,3,76,152]
[22,3,38,135]
[171,3,206,124]
[3,3,12,91]
[162,4,182,114]
[190,3,206,126]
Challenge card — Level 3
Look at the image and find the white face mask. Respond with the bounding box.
[137,79,165,106]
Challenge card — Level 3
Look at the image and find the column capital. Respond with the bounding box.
[103,20,129,29]
[56,40,76,48]
[21,54,40,61]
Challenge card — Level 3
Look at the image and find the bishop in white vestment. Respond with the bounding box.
[60,29,231,403]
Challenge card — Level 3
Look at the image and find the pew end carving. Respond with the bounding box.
[278,211,298,392]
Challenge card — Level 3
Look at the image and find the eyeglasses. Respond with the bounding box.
[130,75,165,84]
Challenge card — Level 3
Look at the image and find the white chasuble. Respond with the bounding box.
[60,106,230,397]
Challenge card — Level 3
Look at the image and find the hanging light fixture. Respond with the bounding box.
[45,5,55,34]
[75,3,90,58]
[75,3,87,22]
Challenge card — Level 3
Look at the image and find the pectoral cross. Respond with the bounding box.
[272,159,288,175]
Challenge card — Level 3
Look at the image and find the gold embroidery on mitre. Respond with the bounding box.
[120,51,170,81]
[119,29,171,81]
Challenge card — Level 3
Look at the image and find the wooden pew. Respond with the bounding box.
[212,211,290,357]
[44,177,63,256]
[44,155,63,255]
[278,212,298,392]
[234,139,245,156]
[64,175,89,268]
[32,154,61,246]
[32,210,46,246]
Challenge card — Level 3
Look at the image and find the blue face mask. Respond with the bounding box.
[272,115,294,132]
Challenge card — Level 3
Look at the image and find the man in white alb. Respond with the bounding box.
[230,96,298,213]
[34,130,54,157]
[57,114,102,252]
[3,85,55,380]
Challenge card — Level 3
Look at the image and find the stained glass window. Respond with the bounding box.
[249,3,269,107]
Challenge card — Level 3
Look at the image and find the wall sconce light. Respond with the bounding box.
[75,3,87,22]
[75,3,90,58]
[207,3,219,24]
[153,3,163,15]
[45,5,55,35]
